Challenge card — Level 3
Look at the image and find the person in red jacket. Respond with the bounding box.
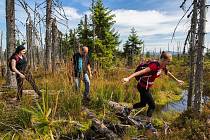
[122,51,184,132]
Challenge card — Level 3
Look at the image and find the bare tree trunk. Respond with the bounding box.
[45,0,52,72]
[0,31,3,66]
[36,45,40,65]
[194,0,206,114]
[92,0,96,71]
[52,18,59,74]
[32,3,37,70]
[38,14,44,66]
[26,20,33,68]
[0,31,4,78]
[188,0,198,109]
[6,0,16,87]
[32,46,36,70]
[58,31,63,62]
[84,14,88,46]
[73,29,77,52]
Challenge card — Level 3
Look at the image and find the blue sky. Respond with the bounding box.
[0,0,210,52]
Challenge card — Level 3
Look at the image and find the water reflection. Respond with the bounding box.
[162,90,209,112]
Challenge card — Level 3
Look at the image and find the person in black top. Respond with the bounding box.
[10,45,41,101]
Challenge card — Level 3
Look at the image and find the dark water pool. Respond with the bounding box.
[162,90,209,112]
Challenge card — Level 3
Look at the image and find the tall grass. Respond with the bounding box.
[0,59,187,139]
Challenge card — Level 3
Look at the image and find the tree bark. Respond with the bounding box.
[84,14,88,46]
[38,11,44,66]
[52,18,59,74]
[188,0,198,109]
[194,0,206,114]
[58,31,63,62]
[45,0,52,72]
[92,0,96,71]
[32,3,38,69]
[26,20,33,68]
[6,0,16,87]
[0,31,3,66]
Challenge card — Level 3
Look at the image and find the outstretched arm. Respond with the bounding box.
[122,67,151,84]
[167,71,184,85]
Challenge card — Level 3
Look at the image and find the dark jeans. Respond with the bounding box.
[16,70,41,100]
[133,86,155,117]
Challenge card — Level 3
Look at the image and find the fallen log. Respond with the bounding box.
[108,101,144,129]
[108,101,125,111]
[83,108,118,139]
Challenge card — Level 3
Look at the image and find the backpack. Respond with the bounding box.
[134,61,159,81]
[78,57,83,72]
[73,53,83,73]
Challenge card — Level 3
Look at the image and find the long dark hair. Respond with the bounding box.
[11,45,26,57]
[15,45,25,54]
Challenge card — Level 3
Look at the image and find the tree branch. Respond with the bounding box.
[171,2,193,42]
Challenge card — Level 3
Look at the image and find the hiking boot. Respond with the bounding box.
[83,95,91,102]
[145,122,157,133]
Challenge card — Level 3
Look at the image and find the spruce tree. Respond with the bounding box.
[91,0,120,67]
[123,27,143,66]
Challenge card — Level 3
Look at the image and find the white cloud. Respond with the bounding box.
[113,8,210,51]
[113,9,189,36]
[55,6,83,33]
[114,10,178,27]
[62,6,82,20]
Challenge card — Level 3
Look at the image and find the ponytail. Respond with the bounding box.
[160,51,165,59]
[160,51,171,60]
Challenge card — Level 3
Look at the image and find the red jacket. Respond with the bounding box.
[138,61,167,89]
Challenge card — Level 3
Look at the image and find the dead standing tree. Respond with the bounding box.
[51,18,60,74]
[178,0,208,113]
[193,0,207,114]
[17,0,37,70]
[0,31,6,78]
[6,0,17,87]
[32,2,40,70]
[187,0,198,109]
[45,0,68,72]
[45,0,52,72]
[0,31,3,66]
[58,30,63,62]
[26,20,33,68]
